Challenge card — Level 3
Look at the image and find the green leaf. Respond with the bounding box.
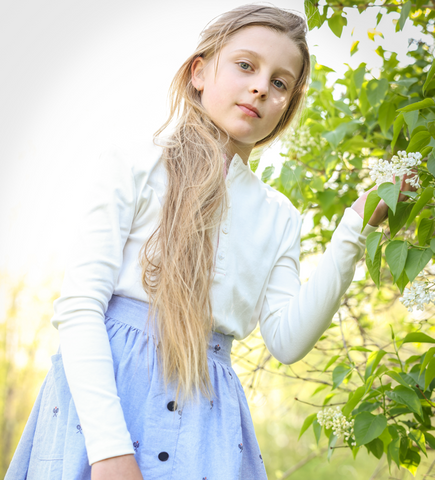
[385,370,414,390]
[328,12,347,38]
[327,433,338,461]
[406,186,434,228]
[423,60,435,96]
[400,448,421,477]
[359,82,370,116]
[421,146,433,158]
[353,65,366,90]
[385,386,423,417]
[396,0,412,32]
[406,130,432,154]
[354,412,387,446]
[322,354,341,372]
[334,100,353,116]
[367,28,384,41]
[403,110,419,134]
[418,218,434,246]
[366,243,382,288]
[366,231,382,263]
[332,364,352,390]
[388,202,413,238]
[392,114,405,149]
[365,350,387,381]
[304,0,321,30]
[362,190,381,231]
[397,98,435,113]
[321,122,353,150]
[350,40,359,56]
[366,78,389,107]
[409,430,427,457]
[401,332,435,346]
[425,432,435,450]
[425,357,435,391]
[396,269,410,295]
[261,165,275,183]
[377,179,402,214]
[404,247,433,284]
[312,418,322,444]
[342,385,366,417]
[428,153,435,177]
[385,240,408,283]
[379,102,397,136]
[420,347,435,375]
[366,438,384,459]
[341,135,375,154]
[298,413,317,440]
[349,346,373,353]
[388,436,401,468]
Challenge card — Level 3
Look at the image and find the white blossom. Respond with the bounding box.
[317,406,356,444]
[281,125,328,156]
[399,279,435,312]
[368,151,422,188]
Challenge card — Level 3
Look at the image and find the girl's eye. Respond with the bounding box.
[273,79,286,90]
[238,62,251,70]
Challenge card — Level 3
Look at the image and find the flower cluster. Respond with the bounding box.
[368,151,422,188]
[281,125,327,156]
[399,279,435,312]
[317,406,356,445]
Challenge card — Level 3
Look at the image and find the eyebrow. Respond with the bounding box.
[231,48,296,80]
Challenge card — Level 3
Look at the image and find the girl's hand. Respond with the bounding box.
[351,168,419,227]
[91,454,144,480]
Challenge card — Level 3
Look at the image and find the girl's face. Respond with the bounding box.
[191,25,303,162]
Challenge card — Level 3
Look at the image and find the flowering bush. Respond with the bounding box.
[270,0,435,476]
[369,151,423,189]
[317,406,356,445]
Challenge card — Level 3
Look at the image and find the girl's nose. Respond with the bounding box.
[250,77,269,99]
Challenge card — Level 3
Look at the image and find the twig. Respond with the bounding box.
[423,458,435,480]
[294,397,346,407]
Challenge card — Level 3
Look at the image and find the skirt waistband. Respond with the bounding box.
[105,294,234,367]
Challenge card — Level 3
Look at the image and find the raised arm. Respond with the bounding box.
[259,206,378,365]
[51,146,137,465]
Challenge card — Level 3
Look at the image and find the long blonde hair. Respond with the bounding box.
[139,4,311,408]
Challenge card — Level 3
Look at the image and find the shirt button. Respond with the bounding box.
[167,401,178,411]
[158,452,169,461]
[222,226,229,234]
[218,253,225,261]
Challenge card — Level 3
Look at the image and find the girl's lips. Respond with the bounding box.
[237,104,259,118]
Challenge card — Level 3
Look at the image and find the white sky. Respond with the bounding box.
[1,0,432,284]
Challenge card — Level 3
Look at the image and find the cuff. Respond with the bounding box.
[342,207,379,238]
[88,443,136,466]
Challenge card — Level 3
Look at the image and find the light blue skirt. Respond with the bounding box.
[5,294,268,479]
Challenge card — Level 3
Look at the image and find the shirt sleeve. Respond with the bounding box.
[259,206,379,365]
[50,146,137,465]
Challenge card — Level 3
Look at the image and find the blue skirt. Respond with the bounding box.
[5,294,268,479]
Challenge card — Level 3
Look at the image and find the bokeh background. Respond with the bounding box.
[1,1,432,478]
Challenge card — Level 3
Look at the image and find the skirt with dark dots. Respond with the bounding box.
[5,294,268,480]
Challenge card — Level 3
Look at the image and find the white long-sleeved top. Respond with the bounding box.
[51,142,378,466]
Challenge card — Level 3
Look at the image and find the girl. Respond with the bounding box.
[5,3,415,480]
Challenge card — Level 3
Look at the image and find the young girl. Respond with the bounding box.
[5,4,413,480]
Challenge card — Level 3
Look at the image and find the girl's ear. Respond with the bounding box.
[191,56,206,91]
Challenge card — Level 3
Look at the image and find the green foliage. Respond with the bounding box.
[291,0,435,476]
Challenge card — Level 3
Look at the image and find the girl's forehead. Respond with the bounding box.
[219,26,300,60]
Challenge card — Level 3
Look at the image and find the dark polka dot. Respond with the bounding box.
[158,452,169,461]
[167,401,178,412]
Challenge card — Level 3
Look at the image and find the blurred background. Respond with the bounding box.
[1,0,432,478]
